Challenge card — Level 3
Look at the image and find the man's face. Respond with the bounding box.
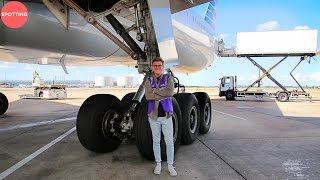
[152,61,163,77]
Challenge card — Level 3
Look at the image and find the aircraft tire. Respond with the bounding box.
[0,92,9,115]
[193,92,212,134]
[76,94,122,153]
[173,93,200,145]
[135,97,182,160]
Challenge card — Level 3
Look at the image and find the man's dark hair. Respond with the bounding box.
[152,57,164,65]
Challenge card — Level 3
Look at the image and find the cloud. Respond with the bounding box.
[279,75,291,81]
[53,68,63,72]
[0,62,15,69]
[0,65,10,69]
[219,33,228,40]
[24,64,34,70]
[256,21,280,31]
[294,25,310,30]
[309,72,320,81]
[75,71,80,77]
[289,72,320,82]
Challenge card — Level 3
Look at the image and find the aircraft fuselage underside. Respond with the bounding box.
[1,0,214,74]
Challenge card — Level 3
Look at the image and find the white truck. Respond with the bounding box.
[20,84,67,99]
[33,85,67,99]
[20,71,67,99]
[219,76,311,102]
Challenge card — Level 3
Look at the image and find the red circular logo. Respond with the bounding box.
[1,1,28,29]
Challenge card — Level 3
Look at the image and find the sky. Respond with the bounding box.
[1,0,320,87]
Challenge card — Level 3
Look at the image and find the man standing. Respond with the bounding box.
[144,57,177,176]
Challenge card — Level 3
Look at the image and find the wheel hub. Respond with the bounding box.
[172,112,179,142]
[102,109,120,139]
[189,106,198,133]
[204,103,211,125]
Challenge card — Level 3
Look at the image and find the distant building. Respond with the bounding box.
[94,76,115,87]
[117,76,134,87]
[94,75,143,87]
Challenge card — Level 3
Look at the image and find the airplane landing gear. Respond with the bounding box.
[0,92,9,115]
[66,0,213,159]
[75,74,213,159]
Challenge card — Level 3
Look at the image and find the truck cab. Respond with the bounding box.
[219,76,236,100]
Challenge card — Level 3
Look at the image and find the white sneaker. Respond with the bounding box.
[154,163,161,175]
[168,165,177,176]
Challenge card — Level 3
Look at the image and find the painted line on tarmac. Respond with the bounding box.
[0,127,76,180]
[0,117,76,131]
[213,109,247,120]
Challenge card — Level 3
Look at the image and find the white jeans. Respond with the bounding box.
[148,116,174,165]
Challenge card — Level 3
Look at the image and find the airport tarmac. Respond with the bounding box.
[1,87,320,180]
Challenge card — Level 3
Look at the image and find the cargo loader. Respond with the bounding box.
[216,29,318,102]
[219,75,311,102]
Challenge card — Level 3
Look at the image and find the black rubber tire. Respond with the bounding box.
[0,92,9,115]
[277,92,289,102]
[135,97,182,161]
[193,92,212,134]
[173,93,200,145]
[226,91,235,101]
[76,94,122,153]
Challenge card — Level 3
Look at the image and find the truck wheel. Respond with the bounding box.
[193,92,212,134]
[277,92,289,102]
[174,93,200,144]
[226,91,235,101]
[0,92,9,115]
[76,94,122,153]
[135,97,182,160]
